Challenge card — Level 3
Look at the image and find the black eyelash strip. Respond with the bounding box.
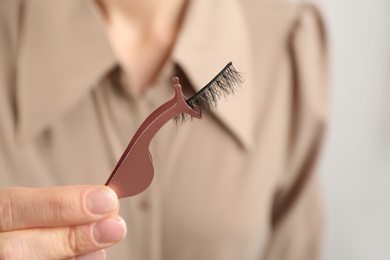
[174,62,244,124]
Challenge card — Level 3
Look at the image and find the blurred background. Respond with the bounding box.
[310,0,390,259]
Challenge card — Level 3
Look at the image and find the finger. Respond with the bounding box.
[0,186,119,232]
[0,216,126,260]
[64,249,106,260]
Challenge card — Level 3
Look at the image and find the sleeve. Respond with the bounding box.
[262,4,329,260]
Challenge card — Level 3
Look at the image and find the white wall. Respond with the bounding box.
[315,0,390,259]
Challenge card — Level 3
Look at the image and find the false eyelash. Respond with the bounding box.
[174,62,244,124]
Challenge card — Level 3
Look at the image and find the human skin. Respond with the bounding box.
[0,186,126,259]
[0,0,187,259]
[97,0,188,93]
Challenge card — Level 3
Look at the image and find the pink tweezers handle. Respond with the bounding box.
[105,78,201,199]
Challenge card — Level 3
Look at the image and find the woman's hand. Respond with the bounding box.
[0,186,126,259]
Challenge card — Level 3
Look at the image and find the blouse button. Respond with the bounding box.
[139,200,149,211]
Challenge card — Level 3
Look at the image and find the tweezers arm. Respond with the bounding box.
[105,80,201,198]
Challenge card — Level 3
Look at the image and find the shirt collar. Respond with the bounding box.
[173,0,256,149]
[17,0,255,150]
[17,0,116,142]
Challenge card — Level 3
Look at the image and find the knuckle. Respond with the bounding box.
[48,194,67,224]
[63,225,94,257]
[64,226,79,255]
[47,190,85,224]
[0,196,15,232]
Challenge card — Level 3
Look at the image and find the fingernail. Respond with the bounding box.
[76,250,106,260]
[85,188,118,215]
[93,216,127,244]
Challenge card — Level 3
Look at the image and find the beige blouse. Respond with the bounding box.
[0,0,328,259]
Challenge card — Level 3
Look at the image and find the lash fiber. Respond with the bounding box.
[174,62,244,124]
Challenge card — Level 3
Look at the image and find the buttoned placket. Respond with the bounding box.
[120,62,175,260]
